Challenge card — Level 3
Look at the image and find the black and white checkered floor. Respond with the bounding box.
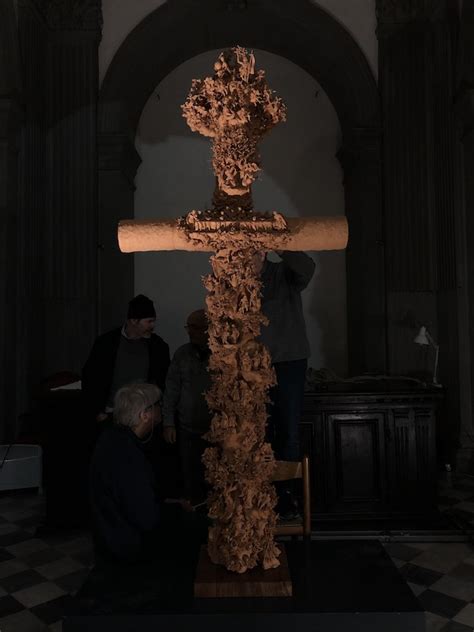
[0,474,472,631]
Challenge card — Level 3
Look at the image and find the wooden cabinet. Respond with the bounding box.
[300,386,441,518]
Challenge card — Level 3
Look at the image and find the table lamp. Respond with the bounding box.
[414,326,442,387]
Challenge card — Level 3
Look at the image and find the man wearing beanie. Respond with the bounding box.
[82,295,170,423]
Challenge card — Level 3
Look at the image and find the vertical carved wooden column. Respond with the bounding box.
[97,131,140,331]
[0,1,22,440]
[43,1,102,374]
[338,128,386,374]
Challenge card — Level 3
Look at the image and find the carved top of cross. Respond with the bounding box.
[118,47,348,254]
[181,46,286,214]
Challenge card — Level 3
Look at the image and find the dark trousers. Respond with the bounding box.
[178,427,209,505]
[267,358,307,462]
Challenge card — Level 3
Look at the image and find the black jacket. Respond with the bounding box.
[90,423,161,562]
[82,328,170,417]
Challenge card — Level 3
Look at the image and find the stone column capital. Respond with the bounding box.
[26,0,102,32]
[376,0,448,39]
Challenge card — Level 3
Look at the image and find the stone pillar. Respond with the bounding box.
[338,127,387,375]
[0,1,22,440]
[15,0,101,431]
[377,0,464,467]
[455,79,474,471]
[42,2,102,375]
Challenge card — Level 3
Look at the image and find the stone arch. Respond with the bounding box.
[98,0,385,373]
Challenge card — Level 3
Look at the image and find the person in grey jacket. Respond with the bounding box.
[254,250,316,517]
[162,309,212,505]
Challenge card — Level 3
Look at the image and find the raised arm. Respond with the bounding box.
[279,251,317,291]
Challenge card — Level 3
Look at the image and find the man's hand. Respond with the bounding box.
[178,499,194,512]
[164,497,195,512]
[96,412,108,422]
[163,426,176,444]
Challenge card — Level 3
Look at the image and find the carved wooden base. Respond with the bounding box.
[194,544,292,598]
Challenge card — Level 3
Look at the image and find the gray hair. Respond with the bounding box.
[113,383,161,429]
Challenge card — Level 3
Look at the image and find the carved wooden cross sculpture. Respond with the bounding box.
[118,47,348,574]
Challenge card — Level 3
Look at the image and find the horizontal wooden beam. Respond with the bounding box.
[118,216,348,253]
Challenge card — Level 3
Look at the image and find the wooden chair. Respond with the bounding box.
[273,454,311,538]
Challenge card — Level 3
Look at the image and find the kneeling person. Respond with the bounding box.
[89,382,191,564]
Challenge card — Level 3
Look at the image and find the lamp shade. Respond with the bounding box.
[414,326,430,345]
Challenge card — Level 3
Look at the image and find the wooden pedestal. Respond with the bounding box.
[194,544,292,598]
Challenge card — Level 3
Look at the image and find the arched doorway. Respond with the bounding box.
[98,0,384,374]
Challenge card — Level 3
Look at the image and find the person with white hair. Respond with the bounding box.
[89,382,191,564]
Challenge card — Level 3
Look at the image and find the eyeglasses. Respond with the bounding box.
[145,400,160,411]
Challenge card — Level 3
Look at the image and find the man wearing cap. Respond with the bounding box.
[82,294,170,423]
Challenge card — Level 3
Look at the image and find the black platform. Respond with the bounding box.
[64,540,424,632]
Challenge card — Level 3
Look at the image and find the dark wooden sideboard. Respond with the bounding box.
[299,383,443,519]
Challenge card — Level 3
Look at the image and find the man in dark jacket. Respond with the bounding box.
[163,309,212,505]
[82,294,170,423]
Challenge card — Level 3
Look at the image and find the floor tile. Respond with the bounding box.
[56,537,92,556]
[425,611,450,632]
[400,562,444,586]
[430,574,474,602]
[450,563,474,582]
[48,621,63,632]
[438,496,463,506]
[453,602,474,626]
[15,516,43,529]
[390,557,406,569]
[440,620,474,632]
[384,543,422,561]
[419,589,466,619]
[0,523,23,536]
[0,548,15,562]
[452,501,474,513]
[5,539,49,558]
[54,569,89,595]
[23,549,64,568]
[407,581,427,596]
[0,559,29,578]
[71,550,94,567]
[0,608,47,632]
[12,582,66,609]
[0,531,35,547]
[412,544,474,574]
[2,510,38,524]
[0,594,25,617]
[36,557,84,581]
[0,569,46,593]
[30,594,75,625]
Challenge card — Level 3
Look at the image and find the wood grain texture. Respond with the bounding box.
[194,544,292,598]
